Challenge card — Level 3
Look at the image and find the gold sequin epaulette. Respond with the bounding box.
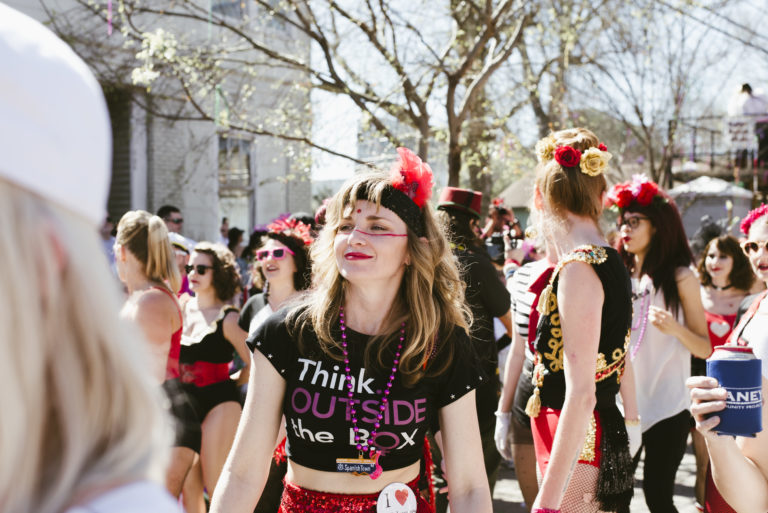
[537,245,608,316]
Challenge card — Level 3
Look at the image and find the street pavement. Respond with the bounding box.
[492,439,701,512]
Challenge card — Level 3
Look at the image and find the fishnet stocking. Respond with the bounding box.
[538,463,611,513]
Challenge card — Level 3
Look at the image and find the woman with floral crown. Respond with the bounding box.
[608,176,710,512]
[524,128,637,513]
[239,217,313,338]
[237,216,313,513]
[210,148,492,513]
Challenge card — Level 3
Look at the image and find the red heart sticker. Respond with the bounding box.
[394,489,409,506]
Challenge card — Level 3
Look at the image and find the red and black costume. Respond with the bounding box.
[153,285,201,453]
[526,245,634,512]
[179,305,241,425]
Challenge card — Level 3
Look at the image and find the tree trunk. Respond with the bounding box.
[448,132,462,187]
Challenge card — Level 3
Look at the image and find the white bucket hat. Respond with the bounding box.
[0,4,111,225]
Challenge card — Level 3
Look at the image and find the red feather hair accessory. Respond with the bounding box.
[389,147,434,208]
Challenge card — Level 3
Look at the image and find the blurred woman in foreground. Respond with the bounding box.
[0,5,177,512]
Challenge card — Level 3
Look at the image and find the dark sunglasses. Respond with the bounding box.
[619,215,649,229]
[742,240,768,254]
[256,247,294,261]
[185,264,213,275]
[168,217,184,224]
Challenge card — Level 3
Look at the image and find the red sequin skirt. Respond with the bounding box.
[278,476,432,513]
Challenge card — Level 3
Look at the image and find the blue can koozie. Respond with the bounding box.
[706,345,762,437]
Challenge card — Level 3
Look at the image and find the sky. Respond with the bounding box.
[307,1,768,183]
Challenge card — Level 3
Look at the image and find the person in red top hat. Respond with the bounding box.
[434,187,512,511]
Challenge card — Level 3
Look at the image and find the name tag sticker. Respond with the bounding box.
[377,482,417,513]
[336,457,376,475]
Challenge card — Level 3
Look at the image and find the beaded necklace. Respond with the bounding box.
[630,284,651,359]
[339,307,403,480]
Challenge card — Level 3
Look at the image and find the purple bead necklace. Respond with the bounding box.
[630,286,650,359]
[340,306,403,470]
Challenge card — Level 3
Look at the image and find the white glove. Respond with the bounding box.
[625,419,642,458]
[494,411,514,461]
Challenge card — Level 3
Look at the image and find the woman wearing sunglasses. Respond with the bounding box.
[240,218,312,338]
[692,234,757,511]
[688,205,768,513]
[210,148,492,513]
[609,175,711,512]
[179,242,251,511]
[235,219,312,513]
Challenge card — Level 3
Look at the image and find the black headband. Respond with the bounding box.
[356,184,425,237]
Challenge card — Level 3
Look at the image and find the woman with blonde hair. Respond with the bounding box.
[0,5,177,513]
[525,128,637,513]
[115,210,200,498]
[210,148,492,513]
[179,242,251,508]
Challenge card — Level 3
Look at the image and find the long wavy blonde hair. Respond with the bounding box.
[288,172,470,385]
[0,180,171,513]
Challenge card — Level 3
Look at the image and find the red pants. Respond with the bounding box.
[531,407,603,476]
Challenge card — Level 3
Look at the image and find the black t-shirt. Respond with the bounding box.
[239,293,267,332]
[455,246,511,428]
[250,308,480,472]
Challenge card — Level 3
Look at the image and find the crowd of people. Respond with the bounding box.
[5,5,768,513]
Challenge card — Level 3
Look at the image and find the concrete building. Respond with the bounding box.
[10,0,312,241]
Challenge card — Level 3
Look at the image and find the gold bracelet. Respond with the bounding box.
[625,417,641,426]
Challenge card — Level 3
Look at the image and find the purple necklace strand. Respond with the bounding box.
[630,287,650,359]
[339,307,404,461]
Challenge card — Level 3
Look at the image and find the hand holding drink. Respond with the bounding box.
[689,346,763,438]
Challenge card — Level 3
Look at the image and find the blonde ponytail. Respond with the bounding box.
[116,210,180,293]
[146,215,181,293]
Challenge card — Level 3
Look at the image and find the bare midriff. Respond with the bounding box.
[285,460,420,494]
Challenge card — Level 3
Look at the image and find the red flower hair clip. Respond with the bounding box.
[492,198,504,207]
[267,217,313,246]
[389,147,434,208]
[741,204,768,236]
[554,146,582,168]
[606,175,662,209]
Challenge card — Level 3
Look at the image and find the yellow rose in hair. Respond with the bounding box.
[579,147,611,177]
[535,136,557,163]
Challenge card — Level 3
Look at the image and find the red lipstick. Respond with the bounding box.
[344,252,372,260]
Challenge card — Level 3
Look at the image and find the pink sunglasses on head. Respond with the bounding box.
[256,247,295,261]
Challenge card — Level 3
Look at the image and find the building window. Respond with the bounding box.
[219,135,254,233]
[219,136,252,190]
